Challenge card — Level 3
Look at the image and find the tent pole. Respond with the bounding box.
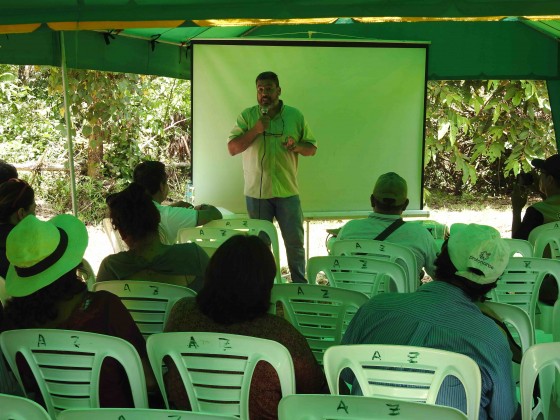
[60,31,79,216]
[547,80,560,152]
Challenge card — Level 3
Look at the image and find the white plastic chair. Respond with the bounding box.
[0,276,7,306]
[323,344,481,420]
[176,227,242,257]
[278,394,468,420]
[0,329,149,418]
[57,408,239,419]
[102,217,128,253]
[331,239,418,292]
[206,218,282,283]
[520,342,560,420]
[92,281,196,338]
[147,332,295,418]
[307,255,407,297]
[0,393,51,420]
[269,283,369,365]
[485,257,560,328]
[528,222,560,259]
[503,238,534,258]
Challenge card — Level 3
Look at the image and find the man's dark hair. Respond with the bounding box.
[434,240,497,301]
[133,161,167,195]
[256,71,280,86]
[371,196,405,213]
[196,235,276,324]
[0,179,35,223]
[107,182,161,243]
[0,160,18,184]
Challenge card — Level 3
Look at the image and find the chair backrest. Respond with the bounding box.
[331,239,418,292]
[0,275,7,306]
[502,238,534,258]
[176,227,242,257]
[520,342,560,420]
[57,408,239,420]
[102,217,128,253]
[0,393,51,420]
[147,332,295,419]
[485,257,560,326]
[92,281,196,338]
[205,218,282,283]
[0,329,148,418]
[483,302,534,354]
[528,221,560,259]
[269,284,369,365]
[307,255,407,297]
[278,394,468,420]
[323,344,481,420]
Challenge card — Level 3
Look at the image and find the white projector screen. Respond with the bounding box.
[192,39,428,215]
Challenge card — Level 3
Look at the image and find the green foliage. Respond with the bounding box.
[425,80,556,196]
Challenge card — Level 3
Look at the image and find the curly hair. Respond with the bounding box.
[133,161,167,195]
[196,235,276,324]
[434,240,497,301]
[107,182,161,243]
[0,160,18,184]
[0,179,35,223]
[3,269,86,329]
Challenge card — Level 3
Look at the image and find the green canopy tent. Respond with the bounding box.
[1,1,560,212]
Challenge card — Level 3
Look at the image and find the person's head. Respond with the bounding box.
[370,172,409,214]
[107,182,161,246]
[532,155,560,197]
[256,71,281,110]
[0,160,18,184]
[196,235,276,324]
[0,178,36,225]
[5,214,88,297]
[434,223,509,301]
[133,160,169,202]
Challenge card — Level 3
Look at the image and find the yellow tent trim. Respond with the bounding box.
[0,23,41,34]
[193,18,337,27]
[48,20,185,31]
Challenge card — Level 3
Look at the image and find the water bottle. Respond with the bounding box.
[185,180,195,205]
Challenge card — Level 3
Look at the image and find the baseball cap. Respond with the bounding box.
[532,155,560,180]
[372,172,407,206]
[448,223,509,285]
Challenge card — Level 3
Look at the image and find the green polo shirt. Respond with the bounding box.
[228,102,316,199]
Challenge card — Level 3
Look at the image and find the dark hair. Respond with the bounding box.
[107,182,160,243]
[0,160,18,184]
[4,270,86,329]
[133,161,167,195]
[371,196,405,213]
[197,235,276,324]
[0,179,35,223]
[256,71,280,87]
[434,240,497,301]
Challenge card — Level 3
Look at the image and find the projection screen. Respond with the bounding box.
[192,39,428,215]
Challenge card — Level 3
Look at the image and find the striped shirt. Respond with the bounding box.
[342,281,518,420]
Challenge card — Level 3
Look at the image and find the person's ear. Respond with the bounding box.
[401,199,410,212]
[278,86,281,96]
[15,207,26,221]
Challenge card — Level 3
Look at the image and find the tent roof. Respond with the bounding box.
[0,1,559,81]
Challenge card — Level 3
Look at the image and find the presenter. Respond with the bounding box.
[228,71,317,283]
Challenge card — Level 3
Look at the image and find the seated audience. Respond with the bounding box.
[97,183,209,291]
[511,154,560,240]
[0,179,36,278]
[1,214,155,407]
[0,160,18,184]
[336,172,438,280]
[164,235,326,418]
[342,224,518,419]
[133,161,222,244]
[511,155,560,305]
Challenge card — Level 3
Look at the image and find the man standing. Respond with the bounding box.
[336,172,438,280]
[342,224,518,419]
[133,161,222,245]
[228,72,317,283]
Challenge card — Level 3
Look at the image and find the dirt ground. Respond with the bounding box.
[84,207,513,276]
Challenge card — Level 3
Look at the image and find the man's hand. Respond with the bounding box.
[511,183,528,212]
[283,136,297,152]
[254,115,270,134]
